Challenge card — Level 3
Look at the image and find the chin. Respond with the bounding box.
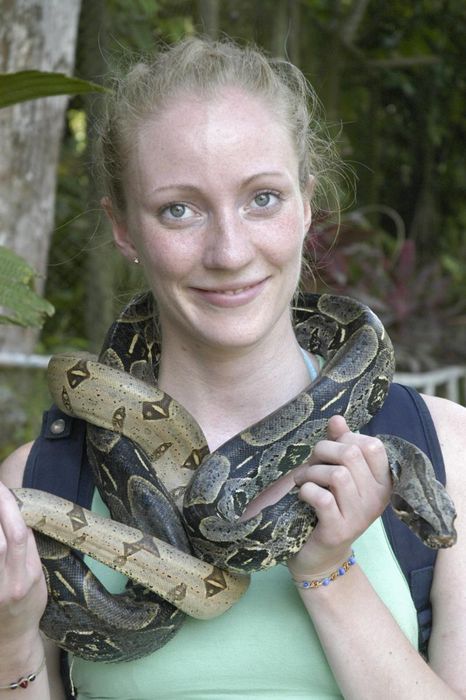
[195,315,282,352]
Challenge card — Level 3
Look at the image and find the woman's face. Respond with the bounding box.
[110,87,312,353]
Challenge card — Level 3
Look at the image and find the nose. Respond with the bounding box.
[203,210,255,271]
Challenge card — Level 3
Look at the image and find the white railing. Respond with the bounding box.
[0,351,51,369]
[395,365,466,404]
[1,352,464,404]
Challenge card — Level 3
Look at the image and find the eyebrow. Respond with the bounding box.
[149,171,288,195]
[148,183,199,196]
[243,171,288,184]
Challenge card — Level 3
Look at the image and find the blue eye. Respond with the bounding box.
[167,203,187,218]
[252,192,280,208]
[159,202,197,222]
[254,193,272,207]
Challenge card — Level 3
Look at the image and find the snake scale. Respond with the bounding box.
[13,293,457,662]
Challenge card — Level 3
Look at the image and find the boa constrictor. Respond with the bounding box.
[14,293,457,662]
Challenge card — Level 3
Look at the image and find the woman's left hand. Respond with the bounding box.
[287,415,392,579]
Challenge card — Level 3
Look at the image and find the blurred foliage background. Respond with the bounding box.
[1,0,465,457]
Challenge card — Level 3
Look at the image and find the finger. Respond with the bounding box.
[297,440,369,493]
[297,480,344,531]
[0,484,30,576]
[24,527,44,584]
[332,432,390,488]
[0,521,6,578]
[296,462,360,517]
[326,419,390,486]
[296,479,361,552]
[310,432,390,491]
[326,415,350,441]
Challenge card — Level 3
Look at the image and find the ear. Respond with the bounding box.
[101,196,138,262]
[302,175,315,232]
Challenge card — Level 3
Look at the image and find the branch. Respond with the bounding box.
[367,55,441,68]
[340,0,371,44]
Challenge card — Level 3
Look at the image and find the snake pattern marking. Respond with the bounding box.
[14,293,457,662]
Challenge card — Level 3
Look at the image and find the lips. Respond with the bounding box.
[203,283,258,295]
[191,278,268,307]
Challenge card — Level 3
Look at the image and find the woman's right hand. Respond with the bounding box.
[0,481,47,648]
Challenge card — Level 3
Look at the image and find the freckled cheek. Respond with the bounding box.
[142,244,197,284]
[262,216,306,267]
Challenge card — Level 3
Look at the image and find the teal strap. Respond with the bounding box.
[300,348,319,382]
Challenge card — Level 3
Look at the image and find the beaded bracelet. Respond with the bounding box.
[292,550,356,589]
[0,655,46,691]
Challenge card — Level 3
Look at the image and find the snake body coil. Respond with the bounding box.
[14,293,457,662]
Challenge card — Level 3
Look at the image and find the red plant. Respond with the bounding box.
[304,211,465,370]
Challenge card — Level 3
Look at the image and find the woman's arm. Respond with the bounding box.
[288,409,466,699]
[422,395,466,694]
[0,445,65,700]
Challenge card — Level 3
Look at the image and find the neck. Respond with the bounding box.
[158,323,313,451]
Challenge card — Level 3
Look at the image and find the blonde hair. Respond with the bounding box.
[96,36,343,219]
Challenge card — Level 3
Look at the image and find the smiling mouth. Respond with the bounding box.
[195,280,266,295]
[190,278,269,307]
[206,284,257,295]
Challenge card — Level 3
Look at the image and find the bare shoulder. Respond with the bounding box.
[0,441,34,487]
[421,392,466,431]
[422,395,466,686]
[421,394,466,486]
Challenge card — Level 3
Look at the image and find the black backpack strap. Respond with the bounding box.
[361,383,446,656]
[23,404,93,508]
[23,405,93,698]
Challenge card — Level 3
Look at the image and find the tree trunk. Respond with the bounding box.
[0,0,82,353]
[78,0,117,351]
[287,0,301,67]
[408,78,439,255]
[198,0,220,39]
[320,0,344,121]
[271,0,288,58]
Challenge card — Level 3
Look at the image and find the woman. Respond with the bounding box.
[0,37,465,700]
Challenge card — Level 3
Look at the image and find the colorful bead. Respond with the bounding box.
[292,550,356,590]
[0,656,45,691]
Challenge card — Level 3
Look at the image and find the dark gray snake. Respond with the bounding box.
[13,293,457,662]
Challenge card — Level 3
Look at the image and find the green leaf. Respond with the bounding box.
[0,246,54,327]
[0,71,108,109]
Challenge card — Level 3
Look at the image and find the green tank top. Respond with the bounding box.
[69,491,418,700]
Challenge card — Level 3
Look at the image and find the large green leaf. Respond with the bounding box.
[0,70,108,108]
[0,246,54,327]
